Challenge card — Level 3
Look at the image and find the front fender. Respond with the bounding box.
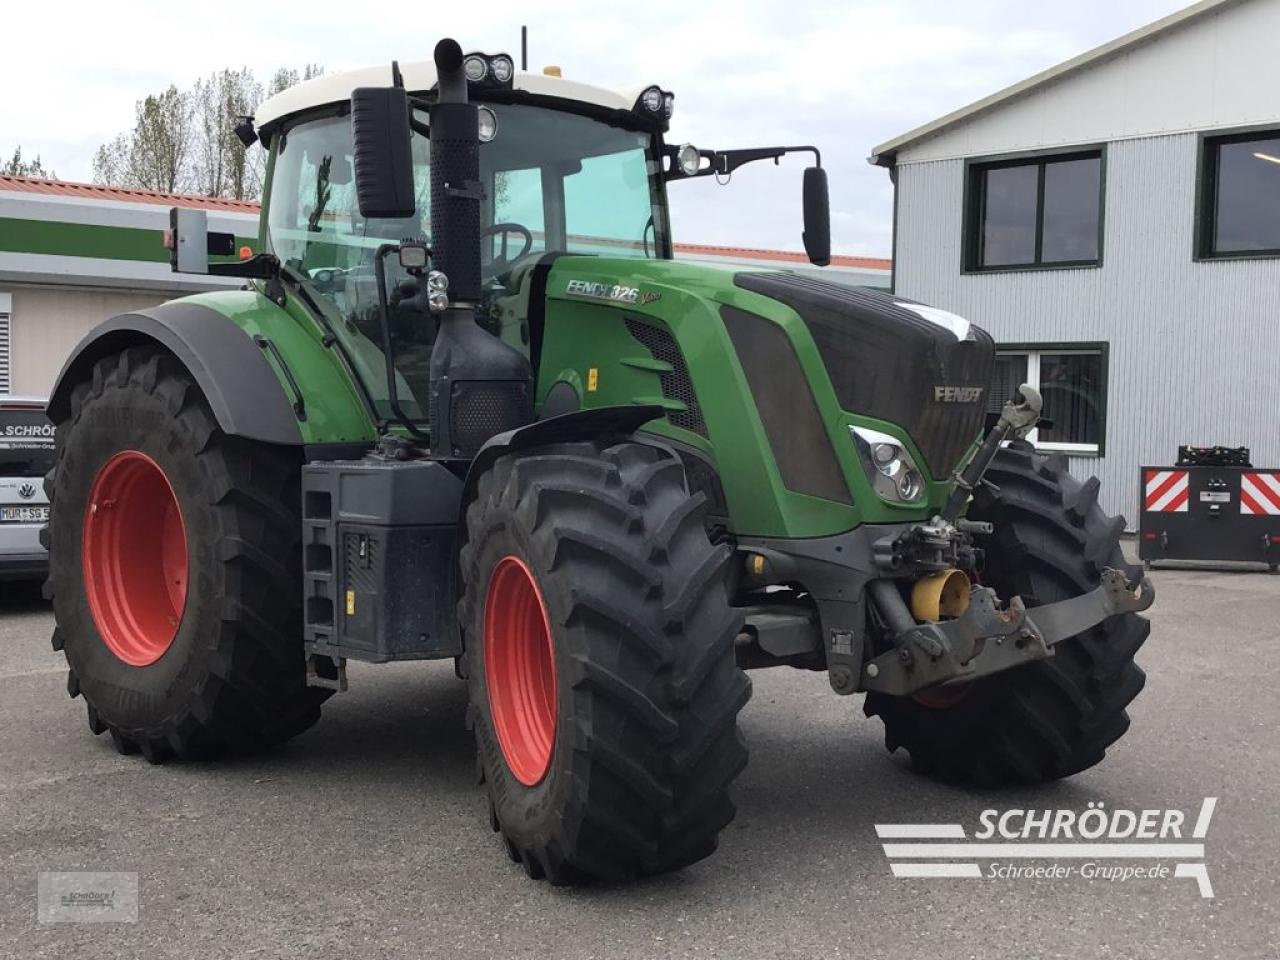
[453,405,666,595]
[460,404,665,508]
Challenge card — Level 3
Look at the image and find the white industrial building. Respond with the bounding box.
[871,0,1280,523]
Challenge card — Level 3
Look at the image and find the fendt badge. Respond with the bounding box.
[564,279,660,306]
[934,386,985,403]
[565,279,639,304]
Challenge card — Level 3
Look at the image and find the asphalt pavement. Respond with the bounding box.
[1,562,1277,959]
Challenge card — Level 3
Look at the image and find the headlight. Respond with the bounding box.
[463,56,488,82]
[477,106,498,143]
[427,270,449,293]
[849,425,926,504]
[489,55,514,83]
[640,86,664,113]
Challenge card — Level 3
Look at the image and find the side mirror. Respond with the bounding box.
[802,166,831,267]
[351,87,416,219]
[166,207,234,275]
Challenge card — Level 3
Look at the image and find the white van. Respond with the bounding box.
[0,396,53,580]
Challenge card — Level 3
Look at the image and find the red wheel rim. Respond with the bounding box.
[82,450,188,667]
[484,555,557,786]
[913,683,972,709]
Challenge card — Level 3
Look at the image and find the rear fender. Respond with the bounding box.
[49,300,303,444]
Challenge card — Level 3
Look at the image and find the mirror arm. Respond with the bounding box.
[373,244,430,442]
[207,252,280,280]
[408,95,432,138]
[208,253,287,305]
[665,144,822,181]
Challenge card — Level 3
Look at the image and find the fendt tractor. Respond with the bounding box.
[43,39,1154,883]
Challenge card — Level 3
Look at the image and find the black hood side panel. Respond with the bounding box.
[733,273,994,479]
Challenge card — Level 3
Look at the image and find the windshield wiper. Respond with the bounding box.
[307,155,333,233]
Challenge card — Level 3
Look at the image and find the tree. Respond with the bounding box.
[92,64,323,199]
[193,68,262,200]
[92,85,193,193]
[267,63,324,98]
[2,146,55,179]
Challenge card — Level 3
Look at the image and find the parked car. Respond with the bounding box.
[0,396,53,580]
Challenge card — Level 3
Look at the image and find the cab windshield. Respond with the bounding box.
[265,102,669,422]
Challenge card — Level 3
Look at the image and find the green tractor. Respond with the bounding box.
[44,39,1153,883]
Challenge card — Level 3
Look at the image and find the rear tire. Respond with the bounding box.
[460,440,750,883]
[864,443,1149,785]
[44,346,327,761]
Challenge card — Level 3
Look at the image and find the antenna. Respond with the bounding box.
[521,25,528,71]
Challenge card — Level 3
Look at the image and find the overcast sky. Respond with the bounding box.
[1,0,1191,256]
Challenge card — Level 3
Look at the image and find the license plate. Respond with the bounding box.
[0,505,48,522]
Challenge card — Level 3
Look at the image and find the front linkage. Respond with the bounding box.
[860,385,1155,695]
[861,567,1153,695]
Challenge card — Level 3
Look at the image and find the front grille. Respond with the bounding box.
[624,318,707,436]
[734,273,994,480]
[721,305,853,505]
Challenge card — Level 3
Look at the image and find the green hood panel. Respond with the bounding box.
[534,257,953,538]
[178,288,377,445]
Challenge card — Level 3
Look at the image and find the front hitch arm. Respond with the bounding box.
[860,569,1155,696]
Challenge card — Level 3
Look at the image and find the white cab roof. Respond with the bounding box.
[256,62,644,130]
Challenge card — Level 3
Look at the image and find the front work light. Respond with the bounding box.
[463,56,488,82]
[850,425,926,504]
[677,143,701,176]
[640,86,664,112]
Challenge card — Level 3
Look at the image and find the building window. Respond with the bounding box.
[989,343,1108,455]
[0,293,10,394]
[964,150,1104,272]
[1197,129,1280,259]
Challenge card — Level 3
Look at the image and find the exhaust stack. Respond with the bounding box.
[427,38,532,459]
[429,38,481,304]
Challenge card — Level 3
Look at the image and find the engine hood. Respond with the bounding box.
[733,272,994,480]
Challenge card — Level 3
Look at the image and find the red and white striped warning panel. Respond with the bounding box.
[1144,469,1189,513]
[1240,472,1280,515]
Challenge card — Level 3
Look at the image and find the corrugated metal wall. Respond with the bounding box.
[893,131,1280,525]
[4,287,170,397]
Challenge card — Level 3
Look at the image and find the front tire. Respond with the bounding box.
[45,346,327,761]
[460,440,750,883]
[864,443,1149,785]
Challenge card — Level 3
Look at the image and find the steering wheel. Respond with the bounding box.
[480,222,534,274]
